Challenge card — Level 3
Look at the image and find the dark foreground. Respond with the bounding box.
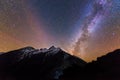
[0,46,120,80]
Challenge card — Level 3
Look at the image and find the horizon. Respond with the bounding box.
[0,45,119,62]
[0,0,120,61]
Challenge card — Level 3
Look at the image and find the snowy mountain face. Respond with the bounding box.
[0,46,86,80]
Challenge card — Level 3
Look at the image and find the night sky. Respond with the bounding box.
[0,0,120,61]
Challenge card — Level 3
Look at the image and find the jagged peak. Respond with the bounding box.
[49,46,60,50]
[49,46,57,50]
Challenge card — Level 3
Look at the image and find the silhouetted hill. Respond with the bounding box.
[84,49,120,80]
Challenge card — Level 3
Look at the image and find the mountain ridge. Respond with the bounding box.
[0,46,86,80]
[0,46,119,80]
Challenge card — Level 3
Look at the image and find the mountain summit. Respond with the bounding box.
[0,46,86,80]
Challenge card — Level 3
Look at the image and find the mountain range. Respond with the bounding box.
[0,46,119,80]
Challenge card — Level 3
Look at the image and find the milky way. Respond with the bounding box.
[73,0,112,59]
[0,0,120,61]
[72,0,120,61]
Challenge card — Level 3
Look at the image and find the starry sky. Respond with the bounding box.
[0,0,120,61]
